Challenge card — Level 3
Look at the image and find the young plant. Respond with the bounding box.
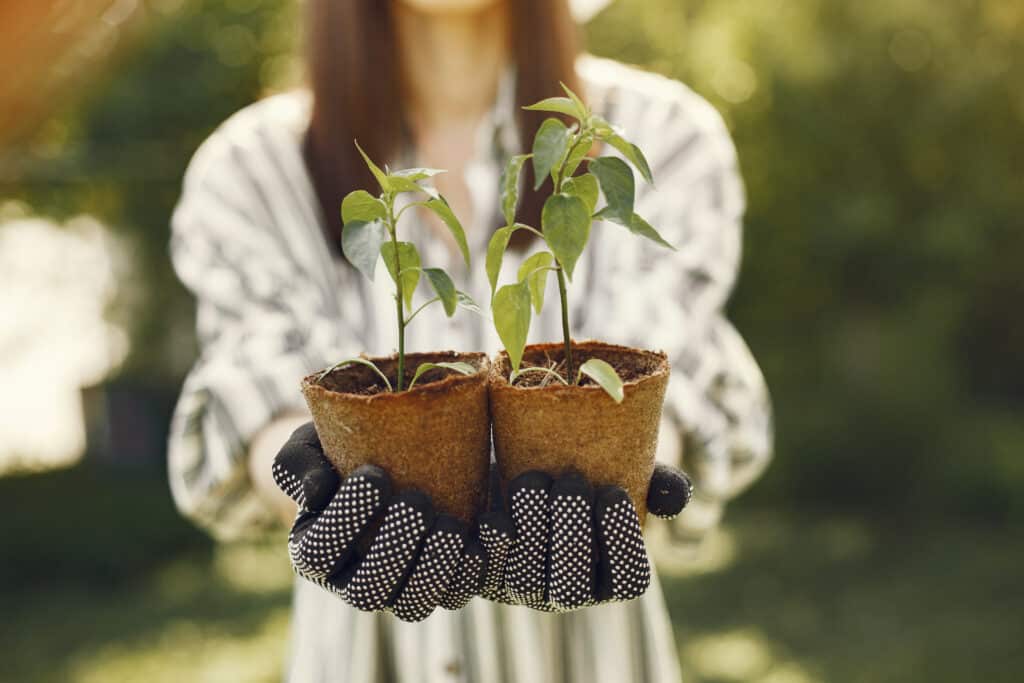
[319,142,479,391]
[488,85,676,402]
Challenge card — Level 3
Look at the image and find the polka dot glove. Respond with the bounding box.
[478,463,692,612]
[272,422,485,622]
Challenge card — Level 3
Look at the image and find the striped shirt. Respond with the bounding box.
[168,55,772,683]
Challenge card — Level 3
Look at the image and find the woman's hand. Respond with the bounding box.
[271,423,486,622]
[478,464,692,612]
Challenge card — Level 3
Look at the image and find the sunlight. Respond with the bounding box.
[0,205,129,473]
[684,628,822,683]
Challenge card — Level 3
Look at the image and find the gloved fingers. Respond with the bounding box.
[593,486,651,603]
[287,509,321,577]
[646,463,694,520]
[478,509,515,603]
[272,422,340,511]
[439,537,486,611]
[485,462,506,513]
[345,490,435,613]
[290,464,392,579]
[391,515,467,622]
[547,473,597,611]
[505,470,554,607]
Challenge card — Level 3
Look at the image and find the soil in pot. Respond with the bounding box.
[302,351,491,523]
[489,341,669,523]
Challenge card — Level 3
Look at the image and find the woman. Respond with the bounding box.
[168,0,772,680]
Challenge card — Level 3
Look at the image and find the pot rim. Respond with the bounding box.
[489,340,669,395]
[303,350,490,404]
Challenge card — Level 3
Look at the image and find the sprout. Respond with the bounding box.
[488,84,675,401]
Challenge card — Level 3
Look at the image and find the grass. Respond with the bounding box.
[657,513,1023,682]
[2,541,293,683]
[4,500,1020,682]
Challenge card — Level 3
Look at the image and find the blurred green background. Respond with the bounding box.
[1,0,1022,681]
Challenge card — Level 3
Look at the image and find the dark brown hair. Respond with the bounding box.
[302,0,580,254]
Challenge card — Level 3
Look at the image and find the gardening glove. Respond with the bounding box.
[478,462,692,612]
[271,422,486,622]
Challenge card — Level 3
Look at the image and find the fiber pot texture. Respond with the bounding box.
[489,341,669,524]
[301,351,491,523]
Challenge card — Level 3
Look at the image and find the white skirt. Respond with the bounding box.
[286,570,681,683]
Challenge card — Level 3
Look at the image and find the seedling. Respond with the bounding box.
[488,84,676,402]
[318,142,479,391]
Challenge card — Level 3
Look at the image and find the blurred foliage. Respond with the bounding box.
[0,464,211,588]
[590,0,1024,523]
[5,0,1023,520]
[5,0,300,384]
[2,2,1023,679]
[3,486,1020,681]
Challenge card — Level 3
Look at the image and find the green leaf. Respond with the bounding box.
[456,291,484,316]
[381,241,421,310]
[589,116,653,185]
[590,115,615,138]
[541,193,591,280]
[422,197,470,267]
[423,267,458,316]
[563,132,593,178]
[562,173,599,214]
[408,361,476,389]
[341,190,386,225]
[531,118,571,190]
[518,251,554,314]
[589,156,635,225]
[317,357,392,392]
[625,213,676,250]
[606,134,654,185]
[523,96,580,119]
[577,358,624,403]
[341,219,388,281]
[385,174,428,194]
[559,82,590,120]
[500,154,531,226]
[354,140,389,191]
[391,167,445,182]
[486,225,515,296]
[493,281,532,374]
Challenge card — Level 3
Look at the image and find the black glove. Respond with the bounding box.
[271,423,486,622]
[478,462,692,612]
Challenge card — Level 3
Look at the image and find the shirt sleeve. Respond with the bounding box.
[587,77,774,549]
[166,124,343,540]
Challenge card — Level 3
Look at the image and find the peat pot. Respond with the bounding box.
[489,341,669,523]
[302,351,491,523]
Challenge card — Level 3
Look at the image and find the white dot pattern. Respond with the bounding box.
[272,461,305,508]
[476,477,655,613]
[598,498,651,602]
[548,492,596,611]
[289,475,384,579]
[392,528,463,622]
[479,521,514,603]
[347,499,430,612]
[439,548,485,611]
[506,486,550,607]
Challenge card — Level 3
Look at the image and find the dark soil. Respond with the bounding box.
[501,342,664,388]
[318,351,486,396]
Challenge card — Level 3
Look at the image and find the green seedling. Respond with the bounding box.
[488,84,676,402]
[319,142,478,391]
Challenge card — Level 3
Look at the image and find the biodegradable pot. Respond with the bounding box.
[302,351,491,523]
[489,341,669,523]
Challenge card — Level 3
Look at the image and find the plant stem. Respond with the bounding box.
[387,199,405,391]
[556,265,574,382]
[395,288,405,391]
[404,296,441,325]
